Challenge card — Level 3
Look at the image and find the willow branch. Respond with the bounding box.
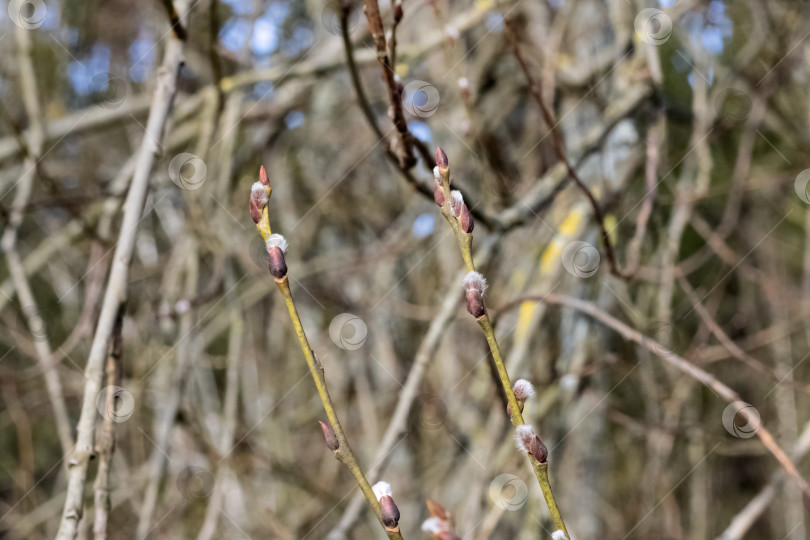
[433,153,569,536]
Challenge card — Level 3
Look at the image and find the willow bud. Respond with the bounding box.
[266,234,288,279]
[435,146,449,171]
[459,203,474,233]
[372,481,400,529]
[462,271,487,318]
[393,3,403,23]
[250,182,269,224]
[318,420,339,451]
[433,167,445,206]
[513,379,535,402]
[515,424,549,463]
[449,190,464,217]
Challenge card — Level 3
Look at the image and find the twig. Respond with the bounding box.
[136,239,199,537]
[625,110,662,276]
[0,23,74,455]
[251,171,405,539]
[56,2,188,536]
[196,274,242,540]
[160,0,188,40]
[717,420,810,540]
[92,307,124,540]
[0,23,73,453]
[678,275,810,394]
[361,0,415,168]
[504,16,627,280]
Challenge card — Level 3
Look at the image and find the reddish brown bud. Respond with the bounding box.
[319,420,339,451]
[426,499,450,521]
[435,146,449,170]
[460,204,474,233]
[465,290,485,318]
[266,234,288,279]
[259,165,270,186]
[434,181,445,206]
[380,495,400,529]
[463,272,487,318]
[393,3,403,23]
[250,182,268,224]
[515,425,548,462]
[530,435,548,463]
[372,482,399,529]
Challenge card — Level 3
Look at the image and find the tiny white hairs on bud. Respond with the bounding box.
[251,181,268,203]
[458,77,469,90]
[513,379,536,401]
[463,271,487,294]
[421,517,445,534]
[450,190,464,216]
[266,234,288,253]
[433,166,442,184]
[515,424,536,454]
[551,531,568,540]
[372,481,392,500]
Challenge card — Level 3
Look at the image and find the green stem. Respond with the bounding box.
[437,165,569,536]
[275,277,404,540]
[477,314,569,535]
[532,461,569,536]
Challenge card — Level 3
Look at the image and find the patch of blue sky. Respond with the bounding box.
[67,42,110,95]
[413,214,435,238]
[409,121,432,143]
[128,30,155,83]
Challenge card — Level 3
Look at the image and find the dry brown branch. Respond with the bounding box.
[496,293,810,498]
[56,2,189,535]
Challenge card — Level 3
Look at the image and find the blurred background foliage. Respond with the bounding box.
[1,0,810,538]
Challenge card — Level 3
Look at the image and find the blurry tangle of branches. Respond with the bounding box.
[0,1,809,540]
